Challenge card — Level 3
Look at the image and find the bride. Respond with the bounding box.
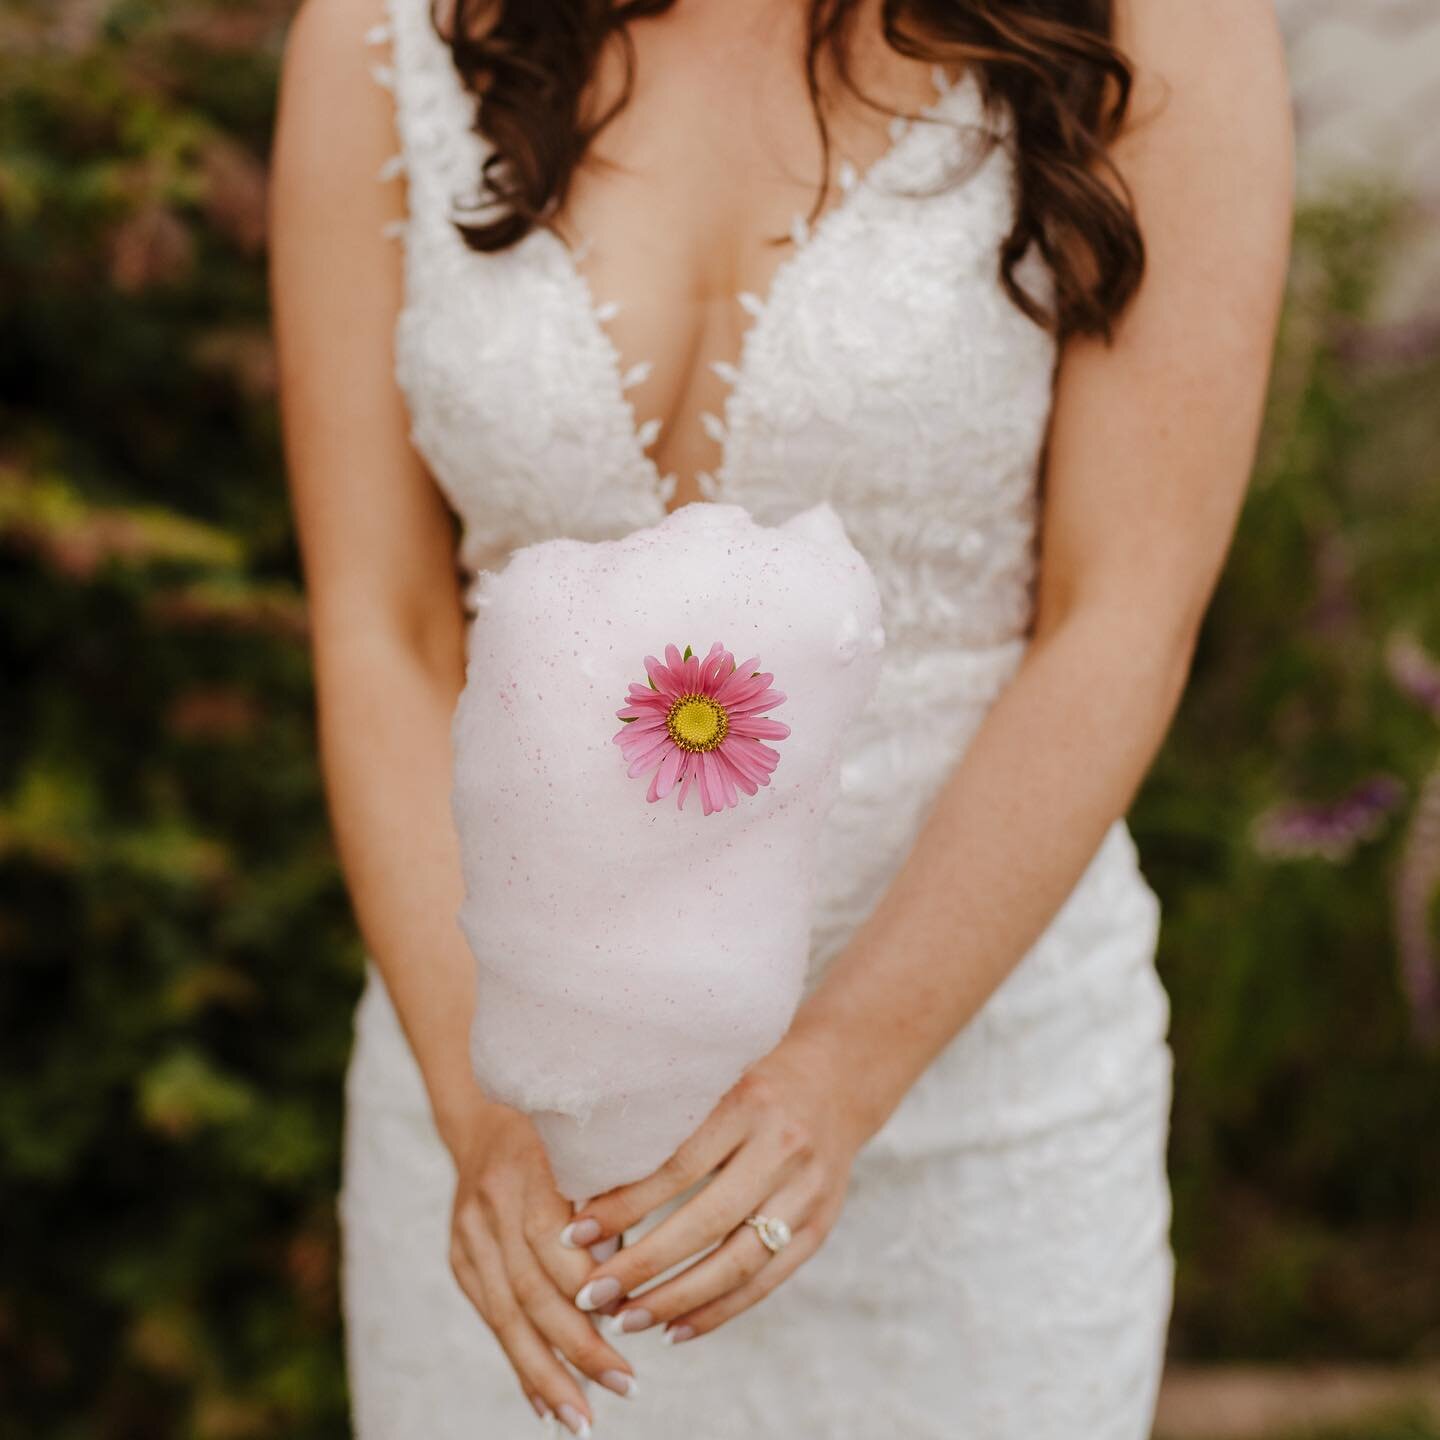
[269,0,1293,1435]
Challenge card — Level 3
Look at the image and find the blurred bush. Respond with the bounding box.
[1,2,355,1437]
[1,1,1437,1436]
[1134,190,1440,1362]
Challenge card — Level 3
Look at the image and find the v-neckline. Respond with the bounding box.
[530,64,973,522]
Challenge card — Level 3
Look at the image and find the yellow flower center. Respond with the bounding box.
[666,694,729,752]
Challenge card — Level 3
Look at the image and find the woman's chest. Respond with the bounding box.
[543,6,967,504]
[401,77,1055,527]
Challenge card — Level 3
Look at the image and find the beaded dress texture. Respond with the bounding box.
[339,3,1175,1435]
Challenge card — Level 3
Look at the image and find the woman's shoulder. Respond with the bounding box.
[282,0,389,81]
[275,0,405,209]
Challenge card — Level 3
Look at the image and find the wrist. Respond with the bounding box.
[782,998,919,1148]
[429,1075,502,1164]
[774,1014,892,1152]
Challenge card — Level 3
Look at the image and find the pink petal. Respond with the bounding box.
[725,731,783,766]
[669,644,701,693]
[695,750,718,815]
[726,678,778,708]
[625,732,673,777]
[727,689,787,719]
[753,744,784,774]
[643,654,684,700]
[716,738,767,785]
[714,670,773,708]
[676,754,698,812]
[711,757,732,811]
[727,734,781,775]
[715,746,757,797]
[711,748,739,809]
[699,645,733,694]
[616,719,669,751]
[712,658,763,704]
[652,743,684,800]
[728,715,791,741]
[615,708,669,728]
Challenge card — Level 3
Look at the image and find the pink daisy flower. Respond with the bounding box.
[612,641,791,815]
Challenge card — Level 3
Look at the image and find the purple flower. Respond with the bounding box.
[1252,774,1407,863]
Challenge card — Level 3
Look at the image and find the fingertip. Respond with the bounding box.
[554,1401,592,1437]
[559,1217,602,1249]
[588,1234,620,1263]
[600,1367,639,1399]
[575,1275,623,1312]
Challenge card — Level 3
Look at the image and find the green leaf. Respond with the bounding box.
[137,1048,257,1140]
[682,644,693,660]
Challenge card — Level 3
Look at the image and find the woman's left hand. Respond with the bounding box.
[560,1028,871,1343]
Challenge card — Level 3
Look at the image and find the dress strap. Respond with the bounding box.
[371,0,494,255]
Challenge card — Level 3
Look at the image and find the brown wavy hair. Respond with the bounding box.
[435,0,1144,343]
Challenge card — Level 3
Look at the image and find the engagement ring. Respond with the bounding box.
[742,1214,792,1254]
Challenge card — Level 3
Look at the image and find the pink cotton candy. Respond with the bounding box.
[449,501,885,1200]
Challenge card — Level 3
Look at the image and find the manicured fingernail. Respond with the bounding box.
[575,1276,622,1311]
[560,1218,602,1249]
[528,1393,551,1420]
[556,1403,591,1437]
[610,1306,654,1333]
[588,1235,620,1262]
[600,1369,638,1398]
[662,1324,695,1345]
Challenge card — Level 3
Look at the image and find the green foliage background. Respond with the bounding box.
[2,1,1437,1435]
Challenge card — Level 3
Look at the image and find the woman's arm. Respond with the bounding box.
[790,0,1300,1129]
[270,0,478,1159]
[561,0,1296,1339]
[270,2,634,1425]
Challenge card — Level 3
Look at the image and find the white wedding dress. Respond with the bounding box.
[339,2,1176,1436]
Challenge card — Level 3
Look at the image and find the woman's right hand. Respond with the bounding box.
[448,1098,638,1435]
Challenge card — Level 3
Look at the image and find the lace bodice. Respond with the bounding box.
[374,0,1058,640]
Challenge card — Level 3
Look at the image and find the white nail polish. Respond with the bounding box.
[576,1276,622,1311]
[601,1368,638,1398]
[556,1403,591,1438]
[613,1306,654,1334]
[662,1324,696,1346]
[560,1218,602,1249]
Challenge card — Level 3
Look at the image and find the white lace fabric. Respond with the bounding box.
[341,3,1175,1435]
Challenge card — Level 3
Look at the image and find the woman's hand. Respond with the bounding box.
[560,1030,870,1344]
[449,1098,638,1434]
